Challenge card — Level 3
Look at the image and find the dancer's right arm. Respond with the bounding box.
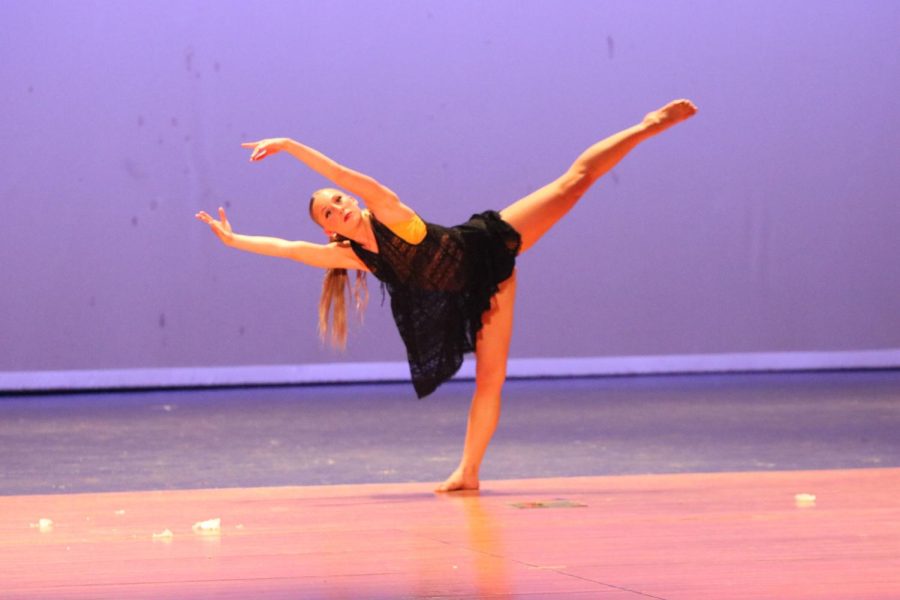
[195,208,367,270]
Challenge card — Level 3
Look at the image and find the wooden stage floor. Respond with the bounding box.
[2,468,898,599]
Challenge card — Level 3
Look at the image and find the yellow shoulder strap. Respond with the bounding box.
[383,213,427,245]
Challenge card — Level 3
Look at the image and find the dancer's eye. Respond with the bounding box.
[324,209,332,219]
[335,195,342,204]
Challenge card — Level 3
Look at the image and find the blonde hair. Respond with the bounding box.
[317,240,369,349]
[309,191,368,348]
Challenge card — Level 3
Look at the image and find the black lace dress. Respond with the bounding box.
[350,211,521,398]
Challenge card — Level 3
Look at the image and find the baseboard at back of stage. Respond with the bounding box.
[1,349,899,393]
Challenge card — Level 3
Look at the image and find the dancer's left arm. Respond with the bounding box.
[242,138,416,223]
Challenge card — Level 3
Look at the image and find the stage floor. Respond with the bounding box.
[2,371,899,597]
[2,468,898,599]
[3,370,900,495]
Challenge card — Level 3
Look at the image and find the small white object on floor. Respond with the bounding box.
[794,493,817,508]
[152,528,174,540]
[192,517,221,533]
[30,518,54,532]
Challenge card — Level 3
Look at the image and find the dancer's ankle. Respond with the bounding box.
[458,463,480,477]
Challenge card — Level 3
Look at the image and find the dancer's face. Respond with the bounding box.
[309,188,364,239]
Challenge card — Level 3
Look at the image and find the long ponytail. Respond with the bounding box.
[309,193,368,348]
[317,237,368,349]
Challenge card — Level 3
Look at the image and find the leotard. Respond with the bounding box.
[351,210,521,398]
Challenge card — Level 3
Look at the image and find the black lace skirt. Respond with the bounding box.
[455,210,522,342]
[352,210,521,398]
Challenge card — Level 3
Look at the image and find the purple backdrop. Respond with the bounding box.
[1,0,898,375]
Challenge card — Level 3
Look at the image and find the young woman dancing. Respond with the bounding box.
[196,98,697,492]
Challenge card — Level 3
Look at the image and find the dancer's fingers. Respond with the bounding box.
[241,141,265,161]
[241,139,283,161]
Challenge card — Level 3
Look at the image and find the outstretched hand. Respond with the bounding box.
[195,207,234,245]
[241,138,289,162]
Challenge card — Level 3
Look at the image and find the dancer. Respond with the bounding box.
[196,99,697,492]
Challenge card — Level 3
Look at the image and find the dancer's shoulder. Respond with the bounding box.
[381,212,426,245]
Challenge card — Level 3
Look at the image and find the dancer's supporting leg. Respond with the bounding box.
[436,270,517,492]
[435,100,696,492]
[501,99,697,253]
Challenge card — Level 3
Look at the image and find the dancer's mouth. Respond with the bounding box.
[343,211,351,223]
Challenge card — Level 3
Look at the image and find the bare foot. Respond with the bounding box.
[435,466,480,493]
[642,99,698,133]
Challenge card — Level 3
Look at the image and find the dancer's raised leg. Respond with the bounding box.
[436,271,517,493]
[501,99,697,254]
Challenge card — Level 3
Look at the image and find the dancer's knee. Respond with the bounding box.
[475,363,507,397]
